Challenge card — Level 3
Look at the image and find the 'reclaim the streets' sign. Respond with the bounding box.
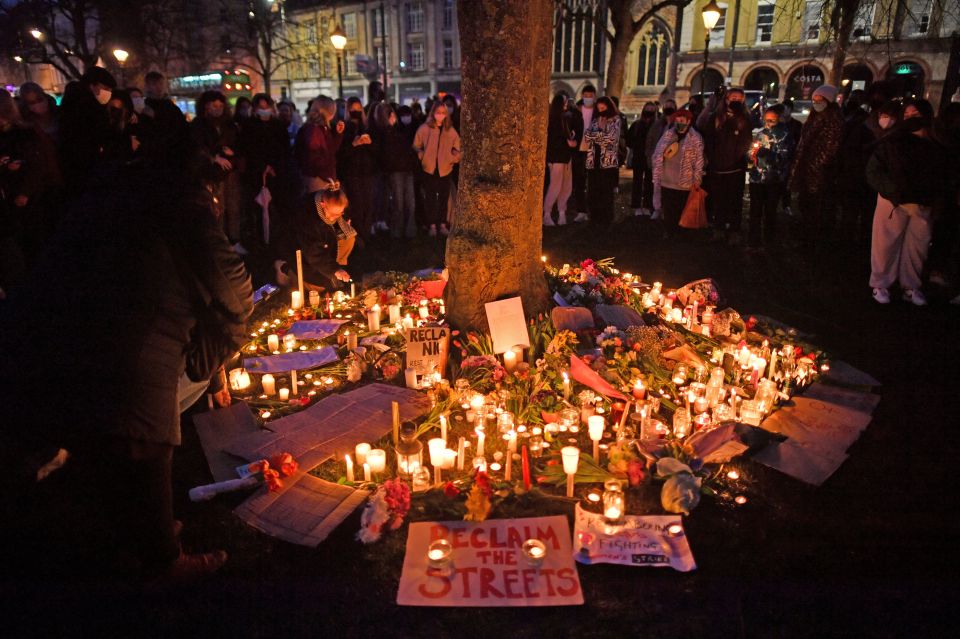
[405,325,450,376]
[397,516,584,606]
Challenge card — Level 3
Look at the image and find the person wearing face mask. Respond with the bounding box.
[337,96,380,241]
[234,96,253,125]
[413,101,461,237]
[696,87,753,241]
[747,107,794,250]
[789,84,843,252]
[239,94,290,251]
[582,96,623,227]
[652,109,704,238]
[190,91,244,251]
[57,66,116,194]
[644,98,677,220]
[373,103,418,239]
[543,93,577,227]
[100,90,143,166]
[142,71,187,167]
[627,102,658,217]
[569,85,594,222]
[866,99,947,306]
[17,82,59,142]
[295,95,345,196]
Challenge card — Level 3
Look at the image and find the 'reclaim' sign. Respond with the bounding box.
[405,325,450,376]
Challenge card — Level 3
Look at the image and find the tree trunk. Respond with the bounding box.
[445,0,553,332]
[829,0,859,86]
[605,32,632,99]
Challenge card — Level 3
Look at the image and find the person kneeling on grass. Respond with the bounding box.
[274,183,355,291]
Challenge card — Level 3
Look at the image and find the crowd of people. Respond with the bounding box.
[543,82,960,306]
[0,67,466,583]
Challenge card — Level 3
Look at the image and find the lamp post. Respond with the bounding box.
[330,24,347,98]
[700,0,722,94]
[113,48,129,86]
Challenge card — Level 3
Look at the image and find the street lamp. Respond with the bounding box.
[330,24,347,98]
[700,0,722,94]
[113,48,129,86]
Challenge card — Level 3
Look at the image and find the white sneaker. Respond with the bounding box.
[439,224,450,237]
[902,289,927,306]
[428,225,437,237]
[573,212,589,223]
[542,215,555,227]
[557,213,567,226]
[232,242,249,256]
[633,208,643,217]
[872,288,890,304]
[649,210,662,221]
[377,220,389,231]
[640,208,652,217]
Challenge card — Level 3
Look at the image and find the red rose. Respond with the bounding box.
[269,452,299,477]
[443,482,461,498]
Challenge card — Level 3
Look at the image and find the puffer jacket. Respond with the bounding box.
[749,125,793,184]
[583,116,621,169]
[790,104,843,194]
[652,126,705,210]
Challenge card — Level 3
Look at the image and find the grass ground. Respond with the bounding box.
[5,185,958,638]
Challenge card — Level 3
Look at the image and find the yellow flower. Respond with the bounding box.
[463,485,492,522]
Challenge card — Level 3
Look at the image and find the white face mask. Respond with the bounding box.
[878,115,894,130]
[582,97,595,108]
[400,115,412,125]
[256,108,272,120]
[812,101,827,113]
[132,96,145,113]
[96,88,113,105]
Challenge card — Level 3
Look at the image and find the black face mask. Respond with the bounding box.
[728,101,745,114]
[903,117,928,132]
[641,112,655,120]
[350,111,363,120]
[663,108,676,117]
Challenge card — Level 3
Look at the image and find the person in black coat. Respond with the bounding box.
[627,102,658,216]
[543,93,577,226]
[0,152,253,580]
[191,91,243,247]
[275,185,355,291]
[338,97,380,241]
[57,66,116,194]
[372,103,419,239]
[240,93,291,250]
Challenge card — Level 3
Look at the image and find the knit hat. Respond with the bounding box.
[669,108,694,121]
[812,84,838,103]
[81,66,117,89]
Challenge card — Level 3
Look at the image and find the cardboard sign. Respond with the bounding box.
[573,505,696,572]
[405,325,450,376]
[397,516,583,607]
[484,297,530,354]
[762,397,872,453]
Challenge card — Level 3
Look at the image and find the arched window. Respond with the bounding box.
[636,22,669,87]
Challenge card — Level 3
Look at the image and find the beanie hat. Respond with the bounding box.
[812,84,838,103]
[670,108,694,122]
[81,66,117,90]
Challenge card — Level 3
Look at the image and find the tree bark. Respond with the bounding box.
[445,0,553,332]
[605,32,632,99]
[829,0,860,86]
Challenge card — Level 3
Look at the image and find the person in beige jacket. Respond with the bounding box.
[413,101,461,236]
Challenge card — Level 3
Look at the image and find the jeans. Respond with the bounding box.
[421,170,451,227]
[388,172,417,238]
[587,167,619,226]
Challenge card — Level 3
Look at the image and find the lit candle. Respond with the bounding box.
[402,314,415,329]
[367,449,386,474]
[427,539,452,569]
[345,454,355,482]
[283,333,297,351]
[588,415,604,461]
[442,449,457,470]
[439,414,448,442]
[367,305,381,332]
[278,387,290,401]
[457,436,466,470]
[261,374,276,396]
[229,368,251,391]
[388,303,401,324]
[476,427,486,458]
[418,299,429,319]
[522,539,547,567]
[291,290,303,310]
[309,290,320,307]
[428,438,446,485]
[267,334,280,352]
[562,372,571,400]
[503,349,517,373]
[350,281,356,298]
[561,446,580,498]
[632,378,646,399]
[363,462,371,482]
[290,369,298,395]
[768,348,778,380]
[355,443,371,465]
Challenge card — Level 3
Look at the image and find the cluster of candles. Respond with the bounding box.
[426,537,548,571]
[344,443,388,483]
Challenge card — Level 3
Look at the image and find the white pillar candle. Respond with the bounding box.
[562,372,571,400]
[278,387,290,401]
[367,449,387,474]
[588,415,604,460]
[457,436,466,470]
[295,249,304,303]
[261,374,276,396]
[402,314,415,329]
[363,462,371,482]
[345,454,354,482]
[439,414,448,443]
[428,438,446,485]
[355,443,371,465]
[388,303,401,324]
[367,305,381,332]
[404,367,418,389]
[291,290,303,310]
[442,449,457,469]
[418,299,429,319]
[290,369,298,395]
[561,446,580,497]
[503,349,517,373]
[267,334,280,352]
[768,348,778,380]
[476,427,485,458]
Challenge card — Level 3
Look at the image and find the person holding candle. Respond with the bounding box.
[274,183,354,293]
[0,147,254,580]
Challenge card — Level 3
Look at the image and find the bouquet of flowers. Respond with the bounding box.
[357,478,412,544]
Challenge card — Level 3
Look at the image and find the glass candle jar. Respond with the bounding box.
[395,421,423,479]
[602,479,625,523]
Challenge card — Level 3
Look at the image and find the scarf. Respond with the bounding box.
[314,195,357,241]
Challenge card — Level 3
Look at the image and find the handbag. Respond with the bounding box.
[679,185,709,229]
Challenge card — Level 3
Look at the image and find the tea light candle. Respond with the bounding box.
[388,303,401,324]
[261,374,276,396]
[522,539,547,567]
[355,443,371,465]
[427,539,452,569]
[278,387,290,401]
[367,449,386,474]
[345,454,355,482]
[561,446,580,497]
[267,334,280,352]
[367,305,381,332]
[503,349,517,373]
[291,290,303,310]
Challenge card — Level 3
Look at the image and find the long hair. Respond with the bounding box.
[0,89,25,127]
[196,90,230,120]
[595,96,619,117]
[548,93,569,138]
[372,102,395,131]
[426,100,452,130]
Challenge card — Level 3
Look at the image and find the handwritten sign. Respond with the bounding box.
[484,297,530,354]
[573,505,696,572]
[405,325,450,376]
[397,516,583,607]
[762,397,871,453]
